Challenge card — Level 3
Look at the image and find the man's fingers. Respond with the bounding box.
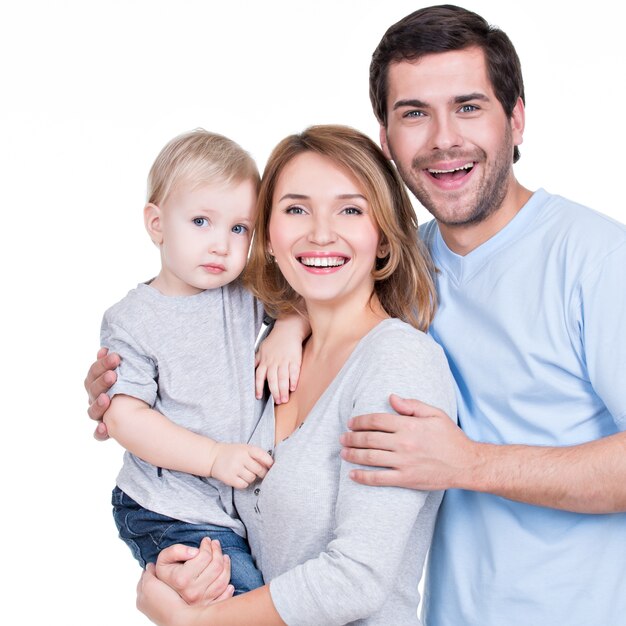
[340,446,396,469]
[88,392,111,422]
[349,468,406,487]
[348,411,402,433]
[340,430,395,452]
[85,352,120,397]
[389,394,443,418]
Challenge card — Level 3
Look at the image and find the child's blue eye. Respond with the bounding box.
[193,217,209,227]
[232,224,248,235]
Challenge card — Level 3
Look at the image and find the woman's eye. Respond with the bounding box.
[342,207,363,215]
[193,217,209,227]
[285,206,306,215]
[232,224,248,235]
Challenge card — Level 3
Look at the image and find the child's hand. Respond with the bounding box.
[210,443,273,488]
[255,314,310,404]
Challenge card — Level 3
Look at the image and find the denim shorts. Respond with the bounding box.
[111,486,263,595]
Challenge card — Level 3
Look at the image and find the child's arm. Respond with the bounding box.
[255,314,310,404]
[103,395,273,488]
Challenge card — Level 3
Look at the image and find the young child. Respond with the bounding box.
[100,129,300,595]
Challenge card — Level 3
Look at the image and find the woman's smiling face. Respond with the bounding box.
[268,151,381,308]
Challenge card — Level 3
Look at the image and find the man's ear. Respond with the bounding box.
[144,203,163,245]
[511,97,525,148]
[379,124,392,160]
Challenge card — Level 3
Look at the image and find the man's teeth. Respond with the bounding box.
[428,162,474,174]
[299,256,347,267]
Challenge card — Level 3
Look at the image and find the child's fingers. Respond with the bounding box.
[266,367,281,404]
[289,360,301,392]
[276,363,291,404]
[255,362,267,400]
[242,456,270,480]
[249,446,274,469]
[238,467,258,486]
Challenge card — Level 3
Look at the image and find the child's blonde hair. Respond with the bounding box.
[147,129,259,205]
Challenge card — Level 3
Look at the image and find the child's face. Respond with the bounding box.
[150,179,257,295]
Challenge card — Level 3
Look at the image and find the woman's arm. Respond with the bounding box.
[267,328,457,624]
[138,564,284,626]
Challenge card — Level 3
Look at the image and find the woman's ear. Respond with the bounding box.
[377,240,390,259]
[144,203,163,246]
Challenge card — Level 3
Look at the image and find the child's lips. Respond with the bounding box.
[201,263,226,274]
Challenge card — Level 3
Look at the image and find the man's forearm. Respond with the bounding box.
[462,431,626,513]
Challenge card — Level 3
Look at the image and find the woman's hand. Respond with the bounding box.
[155,538,234,606]
[137,563,200,626]
[84,347,120,440]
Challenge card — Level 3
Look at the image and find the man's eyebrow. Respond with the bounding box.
[393,99,428,110]
[393,93,490,110]
[454,92,490,104]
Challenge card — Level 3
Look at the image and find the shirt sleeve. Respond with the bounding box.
[577,240,626,429]
[269,326,457,625]
[100,309,158,407]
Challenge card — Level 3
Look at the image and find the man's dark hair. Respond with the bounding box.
[370,4,525,162]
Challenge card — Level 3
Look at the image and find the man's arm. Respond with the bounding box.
[104,395,272,488]
[341,394,626,514]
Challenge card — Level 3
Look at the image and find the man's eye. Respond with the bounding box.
[193,217,209,227]
[232,224,248,235]
[404,110,425,118]
[460,105,478,113]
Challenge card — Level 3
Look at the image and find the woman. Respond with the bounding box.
[136,125,457,625]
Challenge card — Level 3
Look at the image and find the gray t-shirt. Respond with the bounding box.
[101,279,264,535]
[234,318,457,625]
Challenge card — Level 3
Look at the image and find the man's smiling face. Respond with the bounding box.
[380,47,524,228]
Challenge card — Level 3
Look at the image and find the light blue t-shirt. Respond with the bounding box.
[420,189,626,626]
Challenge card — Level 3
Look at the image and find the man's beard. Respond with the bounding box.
[390,126,514,228]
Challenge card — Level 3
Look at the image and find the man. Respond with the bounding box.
[340,5,626,626]
[87,5,626,625]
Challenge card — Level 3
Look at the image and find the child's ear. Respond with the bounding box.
[144,203,163,245]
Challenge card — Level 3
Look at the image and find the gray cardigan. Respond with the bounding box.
[235,318,457,625]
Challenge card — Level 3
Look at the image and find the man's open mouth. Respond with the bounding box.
[427,162,475,181]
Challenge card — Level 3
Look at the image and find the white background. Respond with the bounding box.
[1,1,624,624]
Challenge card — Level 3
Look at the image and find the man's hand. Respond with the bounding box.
[340,394,476,490]
[210,443,273,488]
[154,538,234,606]
[84,347,120,440]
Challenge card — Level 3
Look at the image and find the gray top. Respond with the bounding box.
[234,318,457,625]
[101,280,264,534]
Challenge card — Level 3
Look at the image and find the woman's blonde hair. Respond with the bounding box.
[147,128,259,205]
[244,125,437,331]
